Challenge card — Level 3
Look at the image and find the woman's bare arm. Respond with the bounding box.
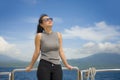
[57,32,73,70]
[26,33,41,71]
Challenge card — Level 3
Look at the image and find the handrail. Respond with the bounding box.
[12,68,37,72]
[81,68,120,72]
[1,68,120,80]
[81,68,120,80]
[62,67,80,80]
[11,68,37,80]
[0,72,11,80]
[11,66,80,80]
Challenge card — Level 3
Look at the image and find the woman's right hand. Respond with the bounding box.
[26,66,33,72]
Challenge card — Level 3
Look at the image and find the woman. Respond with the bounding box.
[26,14,73,80]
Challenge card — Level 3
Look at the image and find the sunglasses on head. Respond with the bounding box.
[42,18,53,22]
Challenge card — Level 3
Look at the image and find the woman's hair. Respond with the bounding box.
[36,14,48,33]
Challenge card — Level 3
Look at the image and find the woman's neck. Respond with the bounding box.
[44,27,52,34]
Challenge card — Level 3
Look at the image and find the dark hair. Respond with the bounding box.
[36,14,48,33]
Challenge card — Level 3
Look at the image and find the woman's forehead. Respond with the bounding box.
[42,16,49,19]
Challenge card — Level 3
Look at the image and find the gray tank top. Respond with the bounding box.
[40,32,60,64]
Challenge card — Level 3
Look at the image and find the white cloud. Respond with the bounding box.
[62,21,120,59]
[64,41,120,59]
[82,42,120,54]
[62,21,120,42]
[0,36,35,61]
[64,48,92,59]
[0,36,21,58]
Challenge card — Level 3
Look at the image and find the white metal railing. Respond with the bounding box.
[11,68,37,80]
[81,68,120,80]
[62,67,80,80]
[1,68,120,80]
[0,72,11,80]
[11,67,80,80]
[82,68,120,72]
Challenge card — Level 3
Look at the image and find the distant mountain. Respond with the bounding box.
[67,53,120,69]
[0,54,29,67]
[0,54,20,62]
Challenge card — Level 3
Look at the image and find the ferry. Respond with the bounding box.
[0,67,120,80]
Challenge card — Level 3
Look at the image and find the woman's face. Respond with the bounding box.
[41,16,53,28]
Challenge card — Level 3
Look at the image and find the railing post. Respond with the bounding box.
[0,72,11,80]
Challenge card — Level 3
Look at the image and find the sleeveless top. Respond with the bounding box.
[40,31,60,64]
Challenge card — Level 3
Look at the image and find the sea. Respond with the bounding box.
[0,67,120,80]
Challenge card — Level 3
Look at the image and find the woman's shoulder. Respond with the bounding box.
[35,33,42,39]
[56,32,62,39]
[36,33,42,36]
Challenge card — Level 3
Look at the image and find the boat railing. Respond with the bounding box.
[0,67,80,80]
[80,68,120,80]
[0,72,11,80]
[11,68,37,80]
[1,68,120,80]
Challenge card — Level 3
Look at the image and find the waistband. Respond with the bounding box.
[40,59,61,66]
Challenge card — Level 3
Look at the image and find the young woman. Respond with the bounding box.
[26,14,73,80]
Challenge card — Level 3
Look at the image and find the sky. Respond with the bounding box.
[0,0,120,61]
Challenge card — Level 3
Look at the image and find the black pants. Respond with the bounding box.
[37,59,63,80]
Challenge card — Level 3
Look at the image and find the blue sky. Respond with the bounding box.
[0,0,120,61]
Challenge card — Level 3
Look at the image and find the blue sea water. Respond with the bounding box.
[0,67,120,80]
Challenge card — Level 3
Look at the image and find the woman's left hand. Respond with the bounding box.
[66,64,74,70]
